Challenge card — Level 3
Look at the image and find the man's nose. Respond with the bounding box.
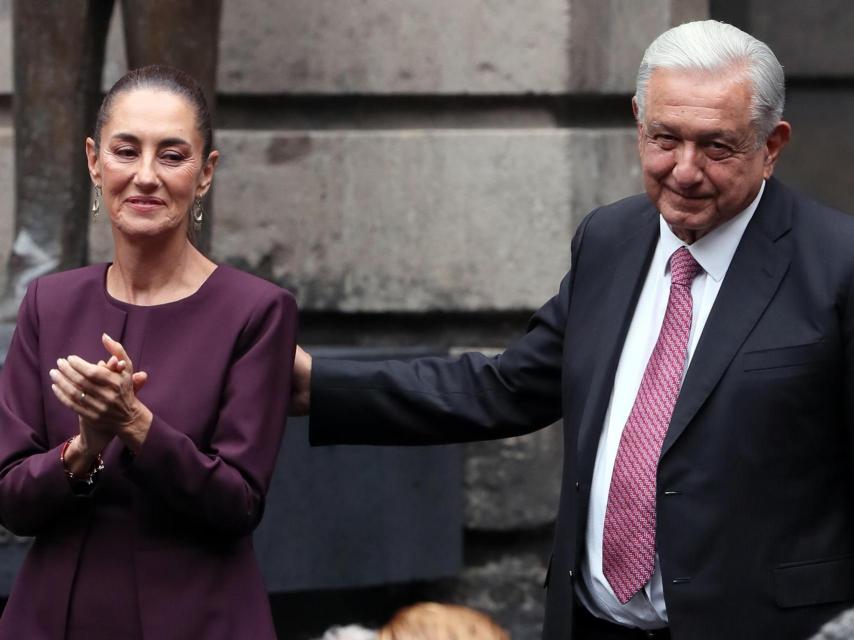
[671,144,704,187]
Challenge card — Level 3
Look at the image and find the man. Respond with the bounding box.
[290,21,854,639]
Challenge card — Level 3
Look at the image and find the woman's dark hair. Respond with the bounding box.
[93,64,213,158]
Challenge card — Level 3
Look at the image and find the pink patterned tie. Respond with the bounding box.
[602,246,702,604]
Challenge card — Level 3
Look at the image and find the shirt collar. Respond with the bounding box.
[658,180,765,282]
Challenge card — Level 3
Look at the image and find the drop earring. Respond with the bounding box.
[192,197,204,232]
[91,185,102,218]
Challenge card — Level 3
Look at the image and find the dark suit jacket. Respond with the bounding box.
[0,264,297,639]
[310,177,854,639]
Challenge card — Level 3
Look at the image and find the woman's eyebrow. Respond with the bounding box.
[109,133,191,147]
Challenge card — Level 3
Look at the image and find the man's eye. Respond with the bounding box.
[705,142,733,159]
[653,135,678,149]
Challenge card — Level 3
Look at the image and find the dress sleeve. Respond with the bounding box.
[122,289,298,537]
[308,213,592,446]
[0,280,84,536]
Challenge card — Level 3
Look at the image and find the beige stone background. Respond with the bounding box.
[2,1,854,638]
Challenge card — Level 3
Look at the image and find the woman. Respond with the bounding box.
[0,66,297,639]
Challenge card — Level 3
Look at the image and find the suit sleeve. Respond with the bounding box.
[309,214,592,446]
[844,261,854,458]
[122,290,298,537]
[0,280,84,536]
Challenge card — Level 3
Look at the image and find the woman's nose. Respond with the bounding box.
[133,155,159,189]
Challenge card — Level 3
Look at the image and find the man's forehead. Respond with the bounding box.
[644,68,754,117]
[647,65,753,95]
[646,120,742,140]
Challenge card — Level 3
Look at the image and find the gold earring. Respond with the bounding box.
[92,186,102,218]
[192,197,204,231]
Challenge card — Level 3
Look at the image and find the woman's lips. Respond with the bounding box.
[125,196,166,212]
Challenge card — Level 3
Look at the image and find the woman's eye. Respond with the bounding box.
[114,147,137,158]
[161,152,185,163]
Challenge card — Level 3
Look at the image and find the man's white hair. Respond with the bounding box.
[635,20,785,142]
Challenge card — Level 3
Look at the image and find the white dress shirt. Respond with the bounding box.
[576,181,766,629]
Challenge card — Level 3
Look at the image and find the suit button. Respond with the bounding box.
[575,482,580,491]
[568,570,574,578]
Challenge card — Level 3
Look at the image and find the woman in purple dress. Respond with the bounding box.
[0,66,297,639]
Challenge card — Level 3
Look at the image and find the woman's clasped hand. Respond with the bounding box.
[49,333,150,469]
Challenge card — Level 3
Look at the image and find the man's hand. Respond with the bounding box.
[290,345,312,416]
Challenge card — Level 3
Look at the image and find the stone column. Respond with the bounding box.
[121,0,222,253]
[4,0,113,319]
[3,0,221,327]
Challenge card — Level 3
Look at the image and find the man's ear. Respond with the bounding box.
[762,120,791,178]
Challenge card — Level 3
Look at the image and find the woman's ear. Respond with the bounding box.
[196,150,220,198]
[85,137,101,185]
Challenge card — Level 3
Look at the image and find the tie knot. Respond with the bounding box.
[670,247,701,286]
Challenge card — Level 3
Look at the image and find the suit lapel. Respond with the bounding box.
[660,178,793,458]
[577,206,659,480]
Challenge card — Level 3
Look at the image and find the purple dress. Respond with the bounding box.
[0,264,297,639]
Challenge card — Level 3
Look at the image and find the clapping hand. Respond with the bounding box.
[50,334,152,472]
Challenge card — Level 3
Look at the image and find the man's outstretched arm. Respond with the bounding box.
[289,213,592,447]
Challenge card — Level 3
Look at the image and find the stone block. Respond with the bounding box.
[96,0,570,95]
[464,422,562,531]
[158,127,640,313]
[455,347,562,532]
[85,126,643,312]
[748,1,854,78]
[216,0,569,95]
[774,88,854,215]
[670,0,710,27]
[568,0,709,94]
[567,128,643,215]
